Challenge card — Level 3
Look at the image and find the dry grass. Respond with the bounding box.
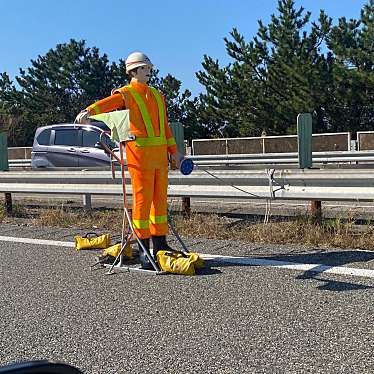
[170,212,374,250]
[0,203,28,221]
[37,206,123,229]
[1,203,374,250]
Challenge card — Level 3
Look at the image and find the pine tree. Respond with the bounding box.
[0,40,199,145]
[197,0,333,136]
[326,0,374,132]
[0,40,115,145]
[147,71,203,141]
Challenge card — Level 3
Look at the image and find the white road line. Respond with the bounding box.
[0,235,75,248]
[0,235,373,279]
[200,254,374,279]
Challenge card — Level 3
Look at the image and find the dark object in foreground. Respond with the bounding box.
[0,360,83,374]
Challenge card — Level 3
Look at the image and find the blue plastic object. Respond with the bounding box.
[180,158,194,175]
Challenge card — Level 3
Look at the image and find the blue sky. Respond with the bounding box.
[0,0,368,96]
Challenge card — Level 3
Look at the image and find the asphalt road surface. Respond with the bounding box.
[0,224,373,374]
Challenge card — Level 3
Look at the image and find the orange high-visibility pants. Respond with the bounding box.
[129,166,168,239]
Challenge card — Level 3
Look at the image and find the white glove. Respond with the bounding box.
[74,110,90,124]
[171,152,184,169]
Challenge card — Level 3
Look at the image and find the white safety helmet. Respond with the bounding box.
[125,52,153,73]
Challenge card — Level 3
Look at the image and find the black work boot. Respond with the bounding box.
[152,235,174,260]
[138,238,153,270]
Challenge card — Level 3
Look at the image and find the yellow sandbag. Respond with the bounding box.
[102,242,133,259]
[156,250,204,276]
[74,233,111,251]
[189,252,205,269]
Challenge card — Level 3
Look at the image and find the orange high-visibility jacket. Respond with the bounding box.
[86,80,177,238]
[86,80,177,169]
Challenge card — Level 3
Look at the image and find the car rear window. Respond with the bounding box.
[54,129,79,146]
[36,129,51,145]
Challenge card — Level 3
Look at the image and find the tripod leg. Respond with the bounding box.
[106,234,133,275]
[168,220,190,253]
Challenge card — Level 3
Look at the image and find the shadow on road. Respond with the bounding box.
[267,250,374,291]
[197,266,223,276]
[297,272,373,291]
[261,250,374,268]
[204,250,374,291]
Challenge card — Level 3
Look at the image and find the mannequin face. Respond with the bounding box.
[131,65,152,84]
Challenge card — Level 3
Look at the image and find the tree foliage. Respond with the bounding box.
[1,1,373,145]
[0,40,196,146]
[326,0,374,131]
[196,0,374,137]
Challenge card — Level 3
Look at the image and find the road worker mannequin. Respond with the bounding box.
[75,52,184,269]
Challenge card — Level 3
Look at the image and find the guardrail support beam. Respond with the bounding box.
[182,197,191,216]
[4,193,12,215]
[83,194,92,212]
[309,200,322,223]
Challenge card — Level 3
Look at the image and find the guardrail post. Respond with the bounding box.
[310,200,322,224]
[4,193,12,215]
[182,197,191,216]
[83,194,92,212]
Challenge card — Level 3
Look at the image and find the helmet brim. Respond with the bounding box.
[126,61,153,73]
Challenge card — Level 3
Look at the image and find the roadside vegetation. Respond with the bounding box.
[1,1,373,145]
[1,203,374,251]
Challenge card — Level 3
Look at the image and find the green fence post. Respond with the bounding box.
[297,113,312,169]
[169,122,185,155]
[297,114,322,222]
[0,132,9,171]
[0,133,12,214]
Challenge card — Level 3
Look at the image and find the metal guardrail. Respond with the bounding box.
[2,169,374,212]
[189,150,374,165]
[8,159,32,168]
[9,150,374,169]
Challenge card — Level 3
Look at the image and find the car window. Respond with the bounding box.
[82,129,101,147]
[36,129,51,145]
[82,129,117,149]
[54,129,79,146]
[102,134,117,149]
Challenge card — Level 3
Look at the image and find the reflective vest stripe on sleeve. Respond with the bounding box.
[167,138,176,147]
[89,104,101,115]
